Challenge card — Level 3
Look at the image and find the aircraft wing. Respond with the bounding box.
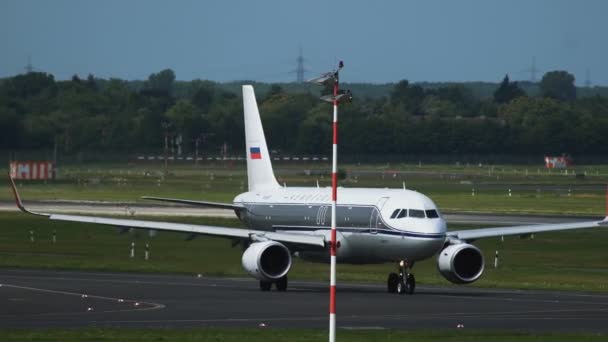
[141,196,245,211]
[447,218,608,242]
[8,175,324,248]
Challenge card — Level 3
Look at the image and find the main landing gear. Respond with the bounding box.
[387,260,415,295]
[260,275,288,292]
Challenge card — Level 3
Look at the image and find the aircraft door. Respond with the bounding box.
[369,197,389,233]
[316,206,329,226]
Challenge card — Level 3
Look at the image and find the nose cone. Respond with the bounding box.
[406,217,446,235]
[436,217,448,234]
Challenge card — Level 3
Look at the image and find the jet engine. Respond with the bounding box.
[241,241,292,281]
[437,243,484,284]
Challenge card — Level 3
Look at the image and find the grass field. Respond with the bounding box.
[2,163,607,340]
[0,328,605,342]
[1,212,606,292]
[3,162,608,216]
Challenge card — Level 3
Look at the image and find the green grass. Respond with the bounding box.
[1,212,607,292]
[3,162,608,215]
[0,328,605,341]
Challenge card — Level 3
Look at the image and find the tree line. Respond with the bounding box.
[1,69,607,160]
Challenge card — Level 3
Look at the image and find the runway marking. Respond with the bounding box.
[0,283,165,317]
[3,272,608,306]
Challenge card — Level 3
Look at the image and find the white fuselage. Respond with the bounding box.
[234,186,447,264]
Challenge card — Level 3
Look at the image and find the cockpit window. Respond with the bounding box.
[390,209,400,219]
[425,209,439,218]
[409,209,425,218]
[397,209,407,218]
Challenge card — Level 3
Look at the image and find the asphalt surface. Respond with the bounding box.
[1,268,607,331]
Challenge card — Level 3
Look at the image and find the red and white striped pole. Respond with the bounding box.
[329,61,342,342]
[309,62,348,342]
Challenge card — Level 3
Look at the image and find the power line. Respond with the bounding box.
[25,55,34,73]
[521,56,542,82]
[293,46,307,83]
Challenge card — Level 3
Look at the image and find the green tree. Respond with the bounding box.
[500,96,577,153]
[191,83,215,113]
[260,93,315,152]
[0,106,24,147]
[540,71,576,101]
[146,69,176,94]
[390,80,424,115]
[493,74,526,104]
[166,100,207,152]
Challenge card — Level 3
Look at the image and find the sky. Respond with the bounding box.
[1,0,607,85]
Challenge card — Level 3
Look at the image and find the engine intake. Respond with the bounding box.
[437,243,484,284]
[241,241,292,281]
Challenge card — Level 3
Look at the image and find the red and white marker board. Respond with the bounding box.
[9,161,55,180]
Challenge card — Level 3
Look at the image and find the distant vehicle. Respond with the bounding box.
[10,86,607,294]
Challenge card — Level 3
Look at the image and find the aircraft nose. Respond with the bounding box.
[436,218,447,234]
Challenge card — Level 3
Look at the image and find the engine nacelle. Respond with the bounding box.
[437,243,485,284]
[241,241,292,281]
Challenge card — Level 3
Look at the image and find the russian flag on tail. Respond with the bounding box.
[250,147,262,159]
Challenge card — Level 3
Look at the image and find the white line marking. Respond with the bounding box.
[0,283,165,317]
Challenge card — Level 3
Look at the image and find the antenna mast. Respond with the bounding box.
[295,47,306,83]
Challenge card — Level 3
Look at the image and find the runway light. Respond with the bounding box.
[134,302,140,307]
[81,294,88,298]
[197,274,203,278]
[118,299,124,303]
[457,324,464,328]
[87,307,94,312]
[258,323,267,328]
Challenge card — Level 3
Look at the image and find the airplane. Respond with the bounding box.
[9,85,608,294]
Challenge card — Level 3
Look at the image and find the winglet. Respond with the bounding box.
[7,173,48,216]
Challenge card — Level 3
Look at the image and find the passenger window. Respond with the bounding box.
[390,209,400,219]
[425,209,439,218]
[397,209,407,218]
[409,209,425,218]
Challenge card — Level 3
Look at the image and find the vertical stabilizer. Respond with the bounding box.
[242,85,280,191]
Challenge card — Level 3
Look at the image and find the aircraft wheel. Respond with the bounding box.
[387,273,398,293]
[275,276,288,292]
[405,274,416,295]
[260,280,272,291]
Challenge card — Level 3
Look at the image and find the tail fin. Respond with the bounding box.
[242,85,280,191]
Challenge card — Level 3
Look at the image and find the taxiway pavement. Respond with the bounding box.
[1,268,607,332]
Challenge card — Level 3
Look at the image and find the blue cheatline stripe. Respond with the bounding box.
[273,225,446,239]
[250,147,260,153]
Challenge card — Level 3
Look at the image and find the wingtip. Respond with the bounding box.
[7,172,25,212]
[7,172,48,216]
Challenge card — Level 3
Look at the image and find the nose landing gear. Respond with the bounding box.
[387,260,415,295]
